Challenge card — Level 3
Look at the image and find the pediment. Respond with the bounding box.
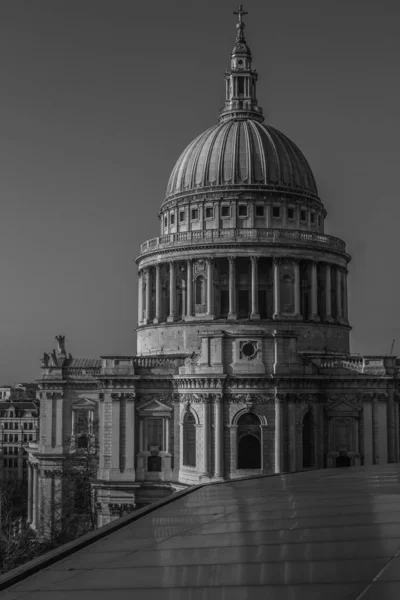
[137,399,172,415]
[72,397,97,410]
[326,399,361,415]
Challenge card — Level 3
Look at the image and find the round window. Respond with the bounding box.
[242,342,256,358]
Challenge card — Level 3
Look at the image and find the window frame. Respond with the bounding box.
[205,206,214,219]
[191,207,199,221]
[221,205,231,218]
[238,204,248,218]
[287,206,295,220]
[272,205,281,219]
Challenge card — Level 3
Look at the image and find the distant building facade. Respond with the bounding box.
[0,395,39,482]
[28,9,400,540]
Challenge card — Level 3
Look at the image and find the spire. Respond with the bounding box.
[219,5,264,124]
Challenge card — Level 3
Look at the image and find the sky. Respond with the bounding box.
[0,0,399,383]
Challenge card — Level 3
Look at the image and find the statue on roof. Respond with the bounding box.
[41,352,50,368]
[49,349,58,367]
[55,335,66,355]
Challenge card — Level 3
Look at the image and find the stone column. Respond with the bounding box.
[387,389,396,463]
[274,392,283,473]
[56,395,63,448]
[165,417,170,454]
[181,280,186,319]
[32,464,38,529]
[228,256,237,319]
[325,264,333,322]
[138,270,143,324]
[144,268,151,324]
[27,463,33,524]
[250,256,260,320]
[111,395,121,474]
[336,267,343,322]
[288,400,296,472]
[310,261,320,321]
[186,259,193,318]
[139,419,144,452]
[206,259,214,318]
[371,394,380,465]
[167,261,176,322]
[153,264,161,323]
[202,398,210,477]
[214,397,223,479]
[125,394,136,478]
[293,260,301,317]
[343,268,348,322]
[273,258,281,319]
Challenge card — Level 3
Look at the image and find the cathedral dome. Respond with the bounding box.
[165,120,319,203]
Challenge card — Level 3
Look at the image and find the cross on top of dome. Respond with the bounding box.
[233,4,248,43]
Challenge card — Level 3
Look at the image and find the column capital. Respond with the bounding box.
[154,263,160,271]
[250,255,259,264]
[228,255,236,264]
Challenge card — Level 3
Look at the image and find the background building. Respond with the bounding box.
[28,9,400,540]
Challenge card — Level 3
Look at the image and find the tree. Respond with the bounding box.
[0,480,40,572]
[47,412,100,545]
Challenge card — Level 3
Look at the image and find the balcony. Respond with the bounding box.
[139,228,346,257]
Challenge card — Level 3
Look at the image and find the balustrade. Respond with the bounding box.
[139,228,346,255]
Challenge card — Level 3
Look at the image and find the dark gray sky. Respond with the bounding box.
[1,0,399,383]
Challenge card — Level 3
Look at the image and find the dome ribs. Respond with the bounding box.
[183,127,214,190]
[248,120,266,184]
[237,122,249,183]
[194,126,218,187]
[202,124,222,187]
[163,120,320,204]
[223,121,238,183]
[258,123,280,185]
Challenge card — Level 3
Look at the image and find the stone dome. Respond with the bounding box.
[165,120,319,204]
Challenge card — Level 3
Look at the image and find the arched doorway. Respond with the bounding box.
[237,413,261,469]
[302,411,315,468]
[336,455,351,468]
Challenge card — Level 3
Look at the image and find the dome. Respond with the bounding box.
[165,120,319,204]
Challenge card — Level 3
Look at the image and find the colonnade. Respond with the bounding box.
[138,256,348,325]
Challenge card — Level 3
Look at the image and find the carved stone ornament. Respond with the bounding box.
[46,392,63,401]
[108,503,135,516]
[180,393,208,404]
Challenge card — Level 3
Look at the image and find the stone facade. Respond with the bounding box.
[27,11,400,540]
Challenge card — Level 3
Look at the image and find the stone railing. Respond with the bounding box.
[316,355,390,374]
[139,228,346,255]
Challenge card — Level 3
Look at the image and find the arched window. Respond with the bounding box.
[183,412,196,467]
[237,412,261,469]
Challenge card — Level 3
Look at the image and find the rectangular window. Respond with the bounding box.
[287,207,294,220]
[205,207,214,218]
[300,209,307,222]
[164,217,168,227]
[179,211,185,222]
[221,205,231,217]
[255,205,264,217]
[4,423,8,430]
[23,422,27,430]
[191,208,199,220]
[310,212,315,224]
[29,423,33,430]
[170,213,175,225]
[238,205,248,217]
[318,214,322,226]
[147,418,163,450]
[272,206,281,218]
[237,76,245,96]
